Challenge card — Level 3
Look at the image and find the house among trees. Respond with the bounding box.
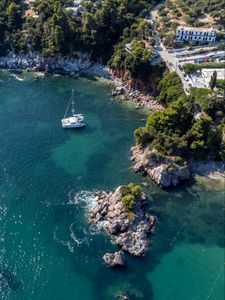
[176,26,217,43]
[65,0,84,17]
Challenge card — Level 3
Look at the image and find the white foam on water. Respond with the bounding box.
[68,190,110,236]
[68,190,98,209]
[11,74,25,81]
[69,223,87,245]
[88,220,109,235]
[53,230,75,253]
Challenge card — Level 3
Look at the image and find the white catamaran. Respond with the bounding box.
[61,89,85,129]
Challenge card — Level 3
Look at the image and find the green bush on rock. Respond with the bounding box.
[120,183,141,213]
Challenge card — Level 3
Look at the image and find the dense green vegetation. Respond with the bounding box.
[135,75,225,161]
[0,0,23,54]
[157,71,184,103]
[109,39,152,79]
[0,0,158,57]
[190,88,225,120]
[216,80,225,92]
[120,183,141,215]
[0,0,165,82]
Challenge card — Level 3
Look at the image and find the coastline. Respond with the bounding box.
[131,145,225,188]
[1,53,223,187]
[109,76,164,111]
[189,160,225,184]
[0,52,163,112]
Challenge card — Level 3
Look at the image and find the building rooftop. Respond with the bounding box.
[177,26,216,33]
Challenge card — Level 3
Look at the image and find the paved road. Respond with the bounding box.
[153,42,191,94]
[149,8,190,94]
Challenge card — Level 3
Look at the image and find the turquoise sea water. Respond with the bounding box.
[0,72,224,300]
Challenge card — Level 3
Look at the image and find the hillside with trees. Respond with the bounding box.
[134,72,225,161]
[0,1,158,57]
[0,0,164,83]
[154,0,225,46]
[0,0,23,53]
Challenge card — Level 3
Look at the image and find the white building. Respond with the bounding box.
[66,0,84,17]
[176,26,217,43]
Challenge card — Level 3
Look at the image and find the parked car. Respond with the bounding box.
[204,57,209,62]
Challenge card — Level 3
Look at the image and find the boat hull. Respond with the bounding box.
[62,123,86,129]
[61,114,85,129]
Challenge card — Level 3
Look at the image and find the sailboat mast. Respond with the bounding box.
[63,89,74,118]
[71,89,75,116]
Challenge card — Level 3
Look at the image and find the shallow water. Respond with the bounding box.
[0,72,224,300]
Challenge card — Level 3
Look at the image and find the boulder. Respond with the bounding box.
[103,251,125,267]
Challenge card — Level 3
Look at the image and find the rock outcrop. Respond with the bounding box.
[111,77,164,112]
[131,146,190,188]
[89,186,156,257]
[0,53,111,78]
[103,251,125,267]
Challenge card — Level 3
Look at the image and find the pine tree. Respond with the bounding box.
[209,70,217,90]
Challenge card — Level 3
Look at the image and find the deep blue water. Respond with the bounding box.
[0,72,224,300]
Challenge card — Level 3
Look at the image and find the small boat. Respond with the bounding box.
[61,89,85,129]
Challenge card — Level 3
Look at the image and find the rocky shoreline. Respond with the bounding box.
[110,77,164,112]
[88,185,156,267]
[131,145,225,188]
[0,52,111,78]
[0,52,163,112]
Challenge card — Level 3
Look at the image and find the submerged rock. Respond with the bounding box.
[89,186,156,257]
[131,146,190,188]
[103,251,125,267]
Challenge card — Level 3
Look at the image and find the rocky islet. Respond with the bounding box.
[88,186,156,266]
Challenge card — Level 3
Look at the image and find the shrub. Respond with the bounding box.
[134,127,152,146]
[120,185,131,197]
[120,183,142,212]
[122,194,136,211]
[157,72,184,103]
[167,165,174,174]
[172,156,183,165]
[128,183,141,196]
